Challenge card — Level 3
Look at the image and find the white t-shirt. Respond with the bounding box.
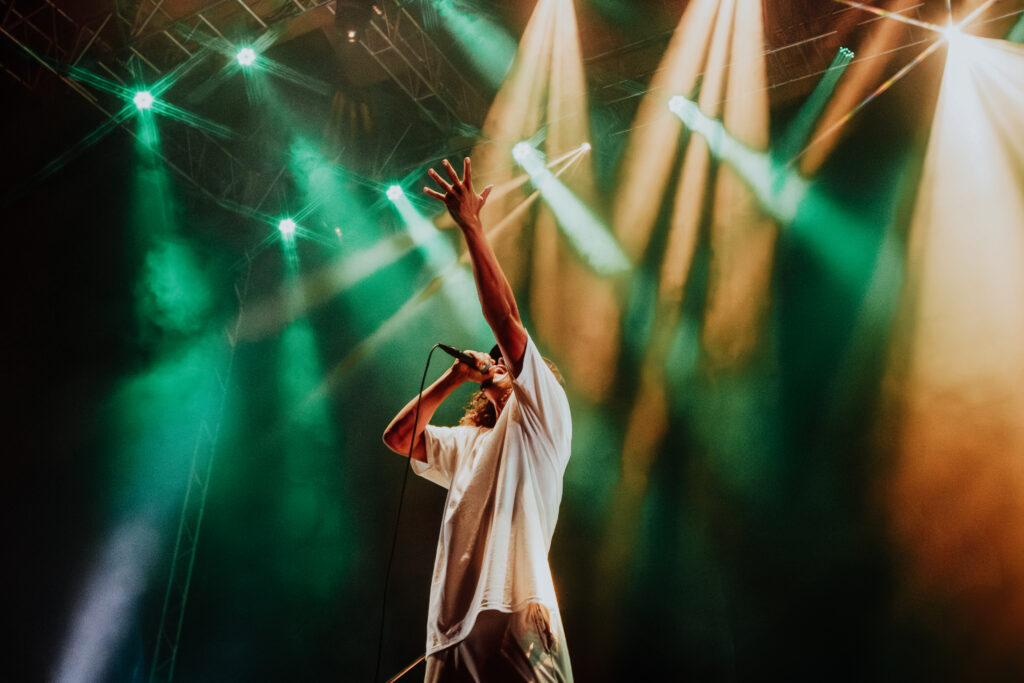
[412,335,572,655]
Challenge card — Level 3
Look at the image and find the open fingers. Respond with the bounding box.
[423,187,446,201]
[441,158,462,185]
[427,167,453,194]
[462,157,472,190]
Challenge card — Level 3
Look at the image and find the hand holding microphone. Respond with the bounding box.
[438,344,493,379]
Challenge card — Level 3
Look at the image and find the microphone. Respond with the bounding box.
[438,344,492,374]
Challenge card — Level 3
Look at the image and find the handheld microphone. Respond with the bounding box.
[437,344,492,374]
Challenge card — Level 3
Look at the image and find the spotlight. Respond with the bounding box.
[839,47,855,59]
[133,90,155,111]
[278,218,297,237]
[667,95,698,122]
[347,29,357,43]
[236,47,257,66]
[581,142,592,152]
[386,185,403,201]
[512,142,534,163]
[943,22,963,44]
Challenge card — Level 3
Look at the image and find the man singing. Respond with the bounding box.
[383,157,573,682]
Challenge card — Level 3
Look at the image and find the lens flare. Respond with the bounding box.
[278,218,297,237]
[133,90,154,110]
[236,47,257,66]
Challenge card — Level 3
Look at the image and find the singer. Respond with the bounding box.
[382,157,573,682]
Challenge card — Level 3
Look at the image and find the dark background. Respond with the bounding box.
[5,1,1023,681]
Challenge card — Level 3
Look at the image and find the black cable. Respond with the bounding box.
[374,344,441,682]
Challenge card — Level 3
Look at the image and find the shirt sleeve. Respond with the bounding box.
[509,335,572,467]
[412,424,480,489]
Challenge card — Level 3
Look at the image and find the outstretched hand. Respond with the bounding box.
[424,157,493,230]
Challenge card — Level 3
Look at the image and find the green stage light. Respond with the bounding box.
[512,142,629,275]
[133,90,155,111]
[236,47,257,66]
[512,142,537,166]
[278,218,297,237]
[386,185,403,201]
[668,94,809,224]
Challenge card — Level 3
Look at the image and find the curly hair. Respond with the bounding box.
[458,357,564,428]
[459,389,498,428]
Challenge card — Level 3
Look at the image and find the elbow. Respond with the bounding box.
[382,426,405,454]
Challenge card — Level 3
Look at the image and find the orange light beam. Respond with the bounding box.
[958,0,1001,31]
[834,0,945,33]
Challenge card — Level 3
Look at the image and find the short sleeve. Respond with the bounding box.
[509,336,572,464]
[413,425,481,489]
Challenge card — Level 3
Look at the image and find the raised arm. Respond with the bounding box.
[425,157,528,375]
[382,351,493,461]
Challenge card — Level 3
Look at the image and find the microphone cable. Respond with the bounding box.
[374,344,441,682]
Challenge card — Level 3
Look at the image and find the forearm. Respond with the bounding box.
[423,156,527,367]
[460,220,521,336]
[382,369,465,457]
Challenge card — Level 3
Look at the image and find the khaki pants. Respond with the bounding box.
[423,604,573,683]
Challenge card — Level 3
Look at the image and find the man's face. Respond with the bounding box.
[481,356,512,405]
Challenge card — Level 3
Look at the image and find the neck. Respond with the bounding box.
[489,388,511,414]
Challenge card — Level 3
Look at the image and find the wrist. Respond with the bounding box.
[441,366,468,385]
[456,216,483,233]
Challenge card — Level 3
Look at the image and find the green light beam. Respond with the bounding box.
[389,189,455,267]
[427,0,518,89]
[786,37,946,168]
[1010,13,1024,42]
[775,46,855,163]
[669,95,808,223]
[668,94,884,290]
[512,142,630,275]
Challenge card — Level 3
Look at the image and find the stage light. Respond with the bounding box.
[667,95,697,122]
[581,142,591,152]
[236,47,257,66]
[278,218,297,237]
[512,141,534,164]
[512,141,629,275]
[386,185,403,201]
[347,29,357,43]
[133,90,154,111]
[943,21,963,44]
[776,45,856,164]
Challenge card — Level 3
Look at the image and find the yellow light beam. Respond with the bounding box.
[882,35,1024,670]
[612,0,720,260]
[833,0,945,34]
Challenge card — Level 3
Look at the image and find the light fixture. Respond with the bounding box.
[278,218,297,237]
[133,90,155,111]
[236,47,257,66]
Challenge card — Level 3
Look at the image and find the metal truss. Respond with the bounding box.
[147,258,252,683]
[1,0,332,210]
[3,4,310,682]
[360,0,486,133]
